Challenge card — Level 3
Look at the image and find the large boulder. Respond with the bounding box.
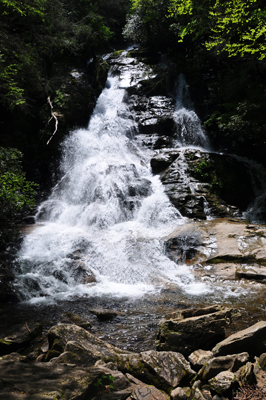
[212,321,266,357]
[156,306,239,357]
[46,323,127,365]
[117,350,195,392]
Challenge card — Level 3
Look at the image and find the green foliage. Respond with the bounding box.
[0,0,113,111]
[0,147,37,220]
[93,375,116,390]
[206,0,266,60]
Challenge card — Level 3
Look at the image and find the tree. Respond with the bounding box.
[206,0,266,60]
[0,147,37,221]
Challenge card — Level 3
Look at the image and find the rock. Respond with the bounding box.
[89,307,120,321]
[117,350,195,392]
[212,321,266,357]
[199,353,249,381]
[235,362,257,387]
[0,358,131,400]
[235,265,266,282]
[141,350,195,389]
[165,230,202,264]
[171,387,191,400]
[61,312,91,330]
[156,306,238,357]
[1,352,27,363]
[258,353,266,370]
[157,149,255,219]
[151,150,180,174]
[131,385,169,400]
[188,350,214,371]
[126,374,169,400]
[0,321,42,356]
[46,324,127,365]
[208,371,236,397]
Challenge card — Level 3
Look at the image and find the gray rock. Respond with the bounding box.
[199,353,249,381]
[89,307,120,321]
[235,265,266,282]
[156,306,238,357]
[117,350,195,391]
[188,350,214,370]
[126,373,169,400]
[158,148,255,219]
[46,323,127,365]
[170,387,191,400]
[212,321,266,357]
[235,362,257,386]
[151,150,180,174]
[258,353,266,370]
[208,371,236,396]
[61,312,91,330]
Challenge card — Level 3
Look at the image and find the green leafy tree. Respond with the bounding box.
[0,147,37,221]
[206,0,266,60]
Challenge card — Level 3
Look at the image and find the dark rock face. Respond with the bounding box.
[156,306,239,357]
[151,148,255,219]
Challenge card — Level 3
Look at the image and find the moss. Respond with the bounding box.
[113,50,124,57]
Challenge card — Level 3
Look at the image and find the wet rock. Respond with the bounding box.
[46,324,127,365]
[117,350,195,392]
[199,353,249,381]
[0,321,42,356]
[156,306,239,357]
[212,321,266,357]
[165,230,201,264]
[235,265,266,282]
[208,371,236,397]
[89,307,120,321]
[61,312,91,330]
[151,151,180,174]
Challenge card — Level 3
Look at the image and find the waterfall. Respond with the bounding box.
[173,74,210,149]
[14,51,212,303]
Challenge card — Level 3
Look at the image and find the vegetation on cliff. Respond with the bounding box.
[124,0,266,165]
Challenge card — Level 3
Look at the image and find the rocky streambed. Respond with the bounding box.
[1,305,266,400]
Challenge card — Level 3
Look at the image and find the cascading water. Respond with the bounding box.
[173,74,210,149]
[15,51,212,304]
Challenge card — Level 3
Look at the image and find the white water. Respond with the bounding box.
[15,53,217,303]
[173,74,210,149]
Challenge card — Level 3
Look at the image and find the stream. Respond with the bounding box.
[1,49,266,352]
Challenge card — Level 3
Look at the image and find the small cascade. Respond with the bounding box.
[173,74,210,149]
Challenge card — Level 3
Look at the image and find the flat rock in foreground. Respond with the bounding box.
[212,321,266,357]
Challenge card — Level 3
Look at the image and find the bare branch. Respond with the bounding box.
[46,96,60,145]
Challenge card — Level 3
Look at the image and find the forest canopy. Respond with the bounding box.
[125,0,266,60]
